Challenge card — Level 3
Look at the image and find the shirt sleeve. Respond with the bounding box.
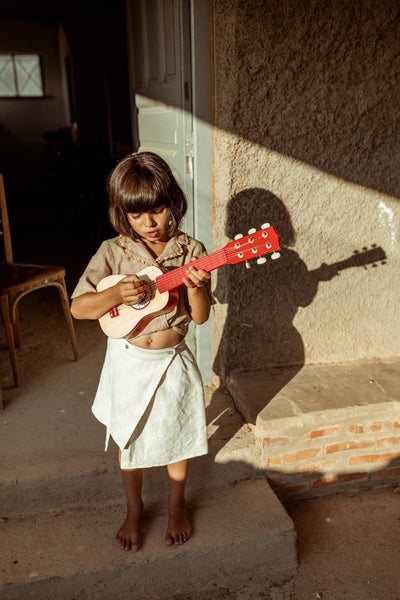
[71,241,115,298]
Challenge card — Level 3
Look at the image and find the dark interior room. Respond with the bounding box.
[0,0,133,292]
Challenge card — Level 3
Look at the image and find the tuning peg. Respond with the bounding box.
[271,252,281,260]
[234,233,243,240]
[245,261,251,269]
[257,257,267,265]
[261,222,270,229]
[248,228,256,234]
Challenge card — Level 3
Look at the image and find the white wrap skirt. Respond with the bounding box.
[91,338,208,469]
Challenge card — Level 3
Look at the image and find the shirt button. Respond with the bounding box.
[125,344,129,349]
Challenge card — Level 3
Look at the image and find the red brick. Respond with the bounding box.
[266,471,288,485]
[371,466,400,480]
[260,436,291,448]
[300,460,337,473]
[282,447,321,463]
[302,426,342,440]
[371,467,400,479]
[266,456,282,467]
[311,473,337,486]
[311,472,368,488]
[377,436,400,449]
[348,452,400,467]
[348,425,364,434]
[273,483,310,497]
[349,422,400,435]
[369,423,383,432]
[368,421,400,433]
[326,439,375,454]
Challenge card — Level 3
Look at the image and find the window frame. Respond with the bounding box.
[0,53,45,98]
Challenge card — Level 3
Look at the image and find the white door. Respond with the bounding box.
[126,0,194,237]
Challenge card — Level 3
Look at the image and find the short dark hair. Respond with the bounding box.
[107,152,187,238]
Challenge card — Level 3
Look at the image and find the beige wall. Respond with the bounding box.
[211,0,400,379]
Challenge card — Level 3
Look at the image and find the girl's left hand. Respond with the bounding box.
[183,262,211,289]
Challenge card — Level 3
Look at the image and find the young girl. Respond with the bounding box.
[70,151,212,552]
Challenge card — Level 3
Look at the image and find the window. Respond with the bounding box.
[0,54,44,97]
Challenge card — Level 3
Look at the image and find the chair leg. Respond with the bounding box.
[56,280,79,361]
[12,305,21,349]
[0,294,19,387]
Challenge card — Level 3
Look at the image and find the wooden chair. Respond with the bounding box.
[0,174,78,387]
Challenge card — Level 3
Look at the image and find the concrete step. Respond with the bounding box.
[0,443,262,517]
[0,479,297,600]
[0,386,262,516]
[226,360,400,431]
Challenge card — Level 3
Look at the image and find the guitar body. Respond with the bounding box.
[97,266,178,338]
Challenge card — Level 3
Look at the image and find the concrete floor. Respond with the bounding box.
[0,288,399,599]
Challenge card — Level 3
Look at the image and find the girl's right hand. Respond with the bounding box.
[117,275,147,306]
[71,275,147,320]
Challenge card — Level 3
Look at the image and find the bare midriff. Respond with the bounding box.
[128,327,184,350]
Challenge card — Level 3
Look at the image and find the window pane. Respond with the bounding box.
[0,55,17,96]
[15,55,43,96]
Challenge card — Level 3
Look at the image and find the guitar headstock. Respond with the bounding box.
[224,223,281,266]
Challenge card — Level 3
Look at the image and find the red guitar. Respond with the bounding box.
[97,223,281,338]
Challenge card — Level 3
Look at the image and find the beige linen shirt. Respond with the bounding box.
[71,231,211,339]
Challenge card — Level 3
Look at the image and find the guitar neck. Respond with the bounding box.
[156,248,227,293]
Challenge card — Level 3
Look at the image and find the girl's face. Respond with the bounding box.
[126,205,170,243]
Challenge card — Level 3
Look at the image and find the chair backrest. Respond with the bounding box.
[0,174,14,262]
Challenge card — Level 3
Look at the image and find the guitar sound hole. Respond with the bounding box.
[131,282,152,310]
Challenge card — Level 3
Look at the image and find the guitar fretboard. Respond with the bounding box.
[156,248,228,293]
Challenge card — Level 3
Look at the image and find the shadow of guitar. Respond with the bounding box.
[310,244,387,281]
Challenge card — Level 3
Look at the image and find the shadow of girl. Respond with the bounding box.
[211,188,320,431]
[202,189,387,489]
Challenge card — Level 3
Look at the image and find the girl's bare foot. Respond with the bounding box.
[116,501,144,551]
[118,466,144,551]
[164,502,191,546]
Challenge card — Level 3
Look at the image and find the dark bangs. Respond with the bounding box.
[107,152,187,237]
[118,169,170,214]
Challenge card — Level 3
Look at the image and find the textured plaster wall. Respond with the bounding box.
[211,0,400,379]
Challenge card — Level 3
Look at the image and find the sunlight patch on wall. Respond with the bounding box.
[378,201,396,249]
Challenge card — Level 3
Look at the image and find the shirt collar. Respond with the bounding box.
[118,231,190,266]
